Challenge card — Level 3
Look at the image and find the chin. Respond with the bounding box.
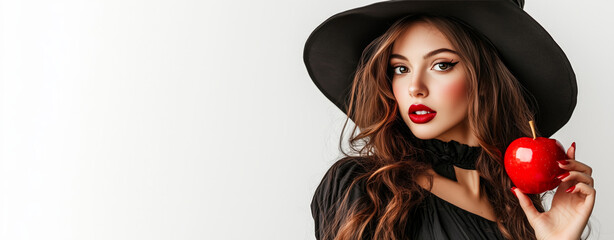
[408,127,444,140]
[405,116,469,142]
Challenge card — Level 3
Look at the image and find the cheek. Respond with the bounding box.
[392,81,405,102]
[442,79,468,104]
[392,81,409,114]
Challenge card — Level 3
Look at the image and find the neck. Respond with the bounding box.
[434,118,481,147]
[454,167,482,197]
[436,137,480,147]
[435,131,480,147]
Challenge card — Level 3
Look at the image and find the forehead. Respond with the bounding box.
[391,21,453,54]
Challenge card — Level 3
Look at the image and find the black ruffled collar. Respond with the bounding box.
[420,138,483,181]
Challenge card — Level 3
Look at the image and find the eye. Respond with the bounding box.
[432,61,459,71]
[391,66,409,75]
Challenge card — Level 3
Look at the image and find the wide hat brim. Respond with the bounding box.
[303,0,576,137]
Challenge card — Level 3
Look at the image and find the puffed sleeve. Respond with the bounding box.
[310,157,370,240]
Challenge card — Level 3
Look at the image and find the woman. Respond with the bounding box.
[303,1,595,240]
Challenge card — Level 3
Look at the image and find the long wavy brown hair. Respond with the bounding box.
[320,14,555,240]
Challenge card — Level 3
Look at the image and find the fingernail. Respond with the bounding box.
[556,172,570,180]
[510,187,517,197]
[566,186,576,193]
[572,142,576,150]
[557,160,570,165]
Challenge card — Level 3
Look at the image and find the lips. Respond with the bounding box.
[408,104,437,124]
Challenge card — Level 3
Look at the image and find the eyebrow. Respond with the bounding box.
[390,48,458,61]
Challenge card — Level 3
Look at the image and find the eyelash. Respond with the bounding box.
[433,61,459,71]
[389,61,459,75]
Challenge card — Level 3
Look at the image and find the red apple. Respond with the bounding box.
[504,121,568,194]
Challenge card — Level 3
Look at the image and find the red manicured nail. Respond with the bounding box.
[566,186,576,193]
[510,187,517,197]
[572,142,576,150]
[557,160,570,165]
[556,172,570,180]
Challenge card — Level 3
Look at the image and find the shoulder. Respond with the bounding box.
[324,157,371,184]
[312,157,371,205]
[310,157,372,238]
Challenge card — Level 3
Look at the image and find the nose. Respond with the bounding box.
[408,72,428,98]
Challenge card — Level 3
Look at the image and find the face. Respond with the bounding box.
[390,21,475,144]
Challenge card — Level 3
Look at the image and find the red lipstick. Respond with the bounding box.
[408,104,436,124]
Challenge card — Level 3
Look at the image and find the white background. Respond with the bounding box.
[1,0,612,239]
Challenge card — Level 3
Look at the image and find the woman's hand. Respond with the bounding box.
[511,142,595,240]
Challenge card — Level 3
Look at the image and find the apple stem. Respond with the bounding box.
[529,120,537,140]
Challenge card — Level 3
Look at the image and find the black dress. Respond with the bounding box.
[311,139,505,239]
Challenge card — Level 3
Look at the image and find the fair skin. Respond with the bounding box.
[390,21,595,239]
[390,20,496,221]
